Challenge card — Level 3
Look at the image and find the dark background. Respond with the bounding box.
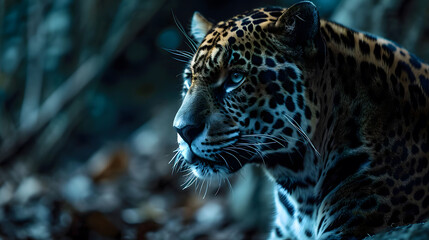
[0,0,428,239]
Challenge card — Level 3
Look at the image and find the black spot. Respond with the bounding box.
[275,55,285,63]
[266,82,280,94]
[273,119,284,129]
[286,67,297,80]
[364,33,377,41]
[236,30,244,37]
[265,57,275,67]
[383,43,396,52]
[285,96,296,112]
[359,40,370,55]
[242,19,251,26]
[409,53,422,69]
[374,44,381,60]
[258,70,276,84]
[382,44,395,67]
[244,51,251,60]
[279,70,294,94]
[261,110,274,123]
[305,106,312,119]
[293,113,301,126]
[296,82,303,93]
[341,30,355,49]
[283,127,293,136]
[305,230,312,238]
[325,24,340,43]
[228,37,236,44]
[254,121,260,130]
[414,189,425,201]
[253,19,266,24]
[395,61,415,82]
[251,55,262,66]
[251,12,268,19]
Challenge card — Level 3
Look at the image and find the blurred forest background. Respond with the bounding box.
[0,0,428,239]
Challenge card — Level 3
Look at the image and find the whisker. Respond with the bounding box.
[223,150,243,167]
[163,48,194,59]
[172,11,198,53]
[242,134,287,147]
[225,177,233,193]
[284,114,321,157]
[169,150,180,164]
[203,179,209,199]
[217,154,230,169]
[172,57,191,63]
[215,177,222,195]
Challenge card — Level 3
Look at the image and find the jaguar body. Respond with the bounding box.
[172,2,429,239]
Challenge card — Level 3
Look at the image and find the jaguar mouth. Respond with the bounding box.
[174,130,283,179]
[178,142,266,180]
[186,149,243,176]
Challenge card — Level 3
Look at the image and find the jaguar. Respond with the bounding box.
[172,1,429,239]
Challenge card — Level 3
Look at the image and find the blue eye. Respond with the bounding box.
[231,72,245,84]
[225,71,246,93]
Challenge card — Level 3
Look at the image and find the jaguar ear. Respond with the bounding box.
[270,1,320,48]
[191,11,214,44]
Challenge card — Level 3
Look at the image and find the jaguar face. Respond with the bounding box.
[173,5,322,179]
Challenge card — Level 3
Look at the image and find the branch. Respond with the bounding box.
[20,0,47,130]
[0,0,166,165]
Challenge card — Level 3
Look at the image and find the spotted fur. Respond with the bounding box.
[173,2,429,239]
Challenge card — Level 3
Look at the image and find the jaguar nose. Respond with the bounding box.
[175,124,205,145]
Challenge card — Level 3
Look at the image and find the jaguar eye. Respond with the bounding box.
[231,72,245,84]
[225,71,246,93]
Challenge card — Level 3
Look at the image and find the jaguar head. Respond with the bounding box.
[173,2,323,179]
